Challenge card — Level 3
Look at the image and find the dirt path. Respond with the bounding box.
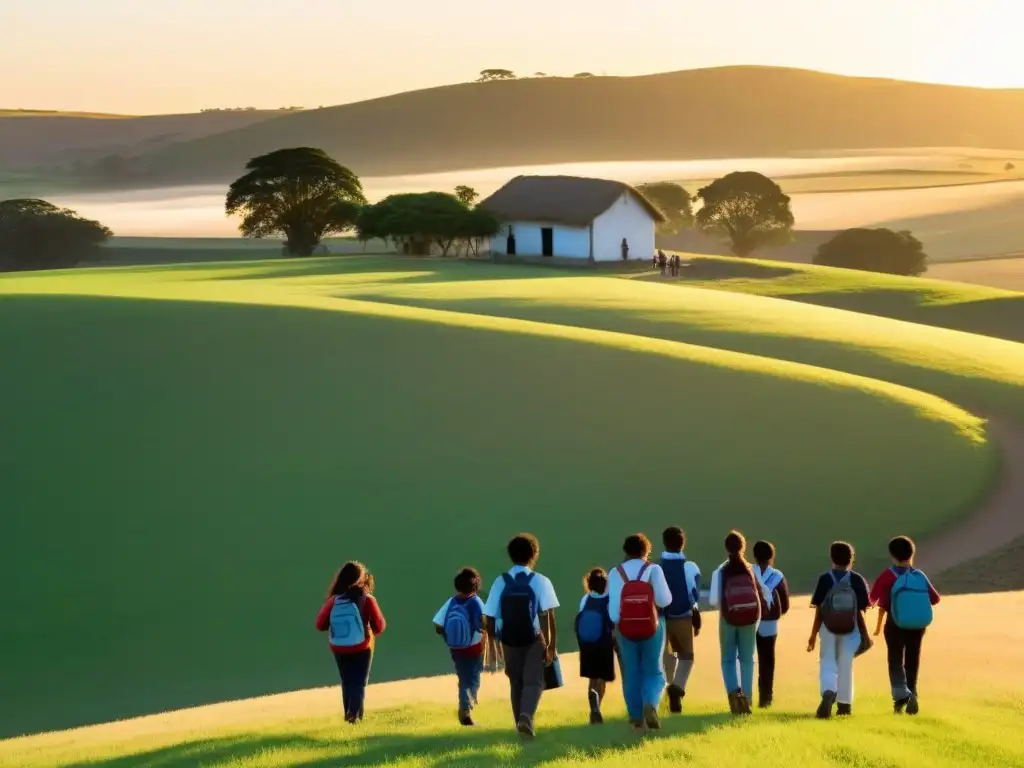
[917,416,1024,574]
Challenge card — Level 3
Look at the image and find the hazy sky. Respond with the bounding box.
[3,0,1018,114]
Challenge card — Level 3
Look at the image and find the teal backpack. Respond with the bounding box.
[890,568,934,630]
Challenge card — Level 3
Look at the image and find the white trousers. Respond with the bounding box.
[819,626,860,704]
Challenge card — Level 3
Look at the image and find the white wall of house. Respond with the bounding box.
[490,221,591,259]
[591,192,657,262]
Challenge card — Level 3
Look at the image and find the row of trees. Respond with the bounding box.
[0,199,111,272]
[477,69,596,81]
[225,148,499,257]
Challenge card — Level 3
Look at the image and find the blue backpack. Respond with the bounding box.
[890,567,934,630]
[575,595,612,646]
[660,556,694,619]
[329,596,367,648]
[499,572,540,647]
[443,596,482,650]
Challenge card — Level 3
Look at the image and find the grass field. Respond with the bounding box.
[1,594,1020,767]
[0,256,1006,738]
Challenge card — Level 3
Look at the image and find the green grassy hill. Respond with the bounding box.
[0,257,1004,738]
[15,66,1024,185]
[1,595,1021,767]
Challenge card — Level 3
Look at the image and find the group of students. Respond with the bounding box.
[315,528,940,737]
[654,250,682,277]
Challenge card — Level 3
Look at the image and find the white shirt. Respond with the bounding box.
[707,560,729,608]
[578,591,608,612]
[754,565,786,637]
[432,595,487,647]
[482,566,560,633]
[606,559,673,625]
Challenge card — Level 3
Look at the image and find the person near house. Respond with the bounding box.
[482,533,559,740]
[807,541,871,718]
[432,567,495,726]
[669,253,678,277]
[657,250,668,276]
[621,238,630,261]
[708,530,760,715]
[658,526,701,714]
[315,561,387,723]
[752,540,790,708]
[869,535,940,715]
[606,533,673,733]
[574,567,617,725]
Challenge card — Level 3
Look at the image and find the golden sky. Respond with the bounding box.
[1,0,1017,114]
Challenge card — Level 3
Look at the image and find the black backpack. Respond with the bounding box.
[499,572,540,647]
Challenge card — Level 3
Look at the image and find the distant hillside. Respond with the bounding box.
[0,110,281,169]
[61,66,1024,186]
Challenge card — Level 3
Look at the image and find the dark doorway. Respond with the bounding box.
[541,227,554,257]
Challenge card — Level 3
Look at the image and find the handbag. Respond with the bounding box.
[543,655,564,690]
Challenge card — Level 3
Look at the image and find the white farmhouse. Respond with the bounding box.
[478,175,664,262]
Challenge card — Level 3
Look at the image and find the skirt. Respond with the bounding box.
[579,641,616,682]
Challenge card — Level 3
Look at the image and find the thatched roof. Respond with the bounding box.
[479,175,665,226]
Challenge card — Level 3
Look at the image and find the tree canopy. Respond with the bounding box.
[695,172,794,257]
[225,147,366,257]
[637,182,694,234]
[0,198,112,272]
[454,185,479,207]
[814,228,927,276]
[478,69,516,82]
[358,192,499,257]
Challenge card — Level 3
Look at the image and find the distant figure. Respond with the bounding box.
[621,238,630,261]
[652,252,658,269]
[657,250,667,276]
[316,561,387,723]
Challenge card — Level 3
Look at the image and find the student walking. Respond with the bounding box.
[433,567,495,726]
[658,250,668,276]
[708,530,760,715]
[752,540,790,708]
[807,541,870,718]
[315,561,387,723]
[658,526,701,714]
[607,533,673,733]
[869,535,940,715]
[483,533,560,740]
[575,568,617,725]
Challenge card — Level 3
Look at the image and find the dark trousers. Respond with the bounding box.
[333,649,373,720]
[884,619,925,699]
[453,654,483,712]
[502,640,545,725]
[755,634,777,698]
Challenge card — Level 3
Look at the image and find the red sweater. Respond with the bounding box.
[316,594,386,654]
[869,567,941,613]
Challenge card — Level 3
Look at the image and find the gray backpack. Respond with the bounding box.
[821,572,857,635]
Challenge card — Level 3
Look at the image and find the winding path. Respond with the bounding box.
[917,416,1024,574]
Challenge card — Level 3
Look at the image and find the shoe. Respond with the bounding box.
[516,714,535,740]
[906,693,920,716]
[344,714,358,725]
[667,684,684,714]
[816,690,837,719]
[458,710,474,726]
[589,710,604,725]
[758,693,773,709]
[736,692,753,716]
[727,690,741,715]
[894,696,911,714]
[631,720,647,735]
[837,703,852,717]
[643,704,661,730]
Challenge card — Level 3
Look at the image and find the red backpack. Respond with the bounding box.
[722,568,760,627]
[616,562,658,640]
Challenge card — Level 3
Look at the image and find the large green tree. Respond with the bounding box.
[695,172,794,257]
[225,147,366,256]
[358,192,498,257]
[814,228,927,276]
[0,198,112,272]
[637,182,694,234]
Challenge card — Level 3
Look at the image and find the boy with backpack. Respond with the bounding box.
[752,540,790,708]
[807,541,870,718]
[869,535,940,715]
[482,533,560,740]
[606,533,673,732]
[432,567,495,726]
[659,526,702,714]
[575,568,617,724]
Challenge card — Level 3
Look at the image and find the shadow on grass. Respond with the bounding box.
[66,712,736,768]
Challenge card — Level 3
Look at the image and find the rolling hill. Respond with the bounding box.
[6,66,1024,185]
